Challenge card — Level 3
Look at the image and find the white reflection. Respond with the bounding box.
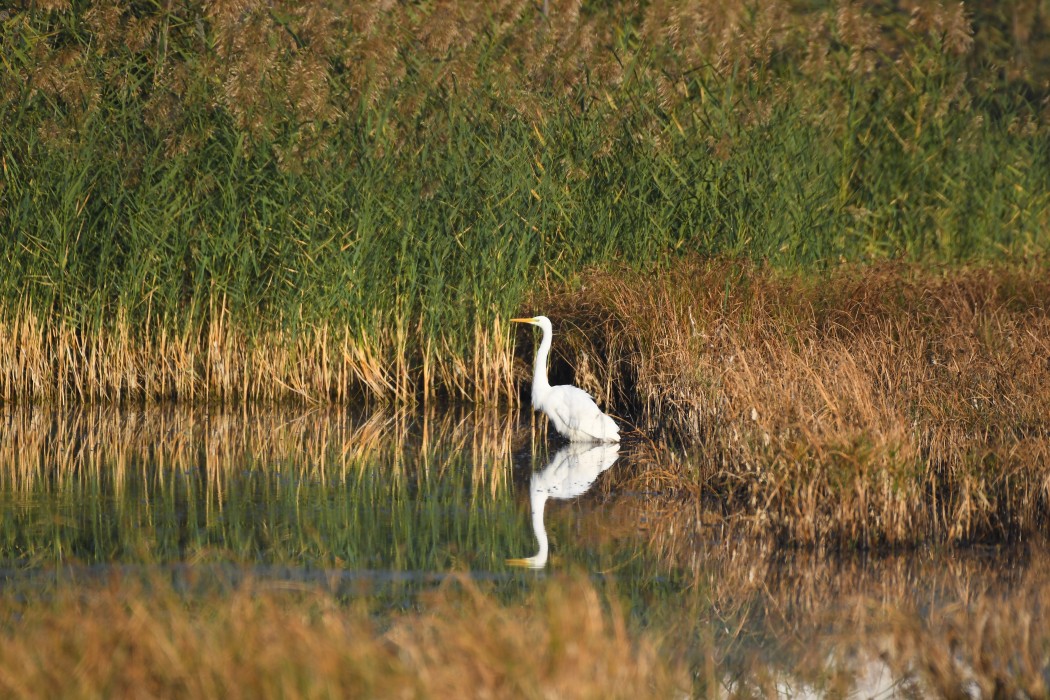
[507,442,619,569]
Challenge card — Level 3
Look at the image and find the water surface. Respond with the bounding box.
[1,406,1046,695]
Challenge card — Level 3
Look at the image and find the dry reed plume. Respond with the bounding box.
[0,574,687,699]
[537,259,1050,546]
[9,0,1045,152]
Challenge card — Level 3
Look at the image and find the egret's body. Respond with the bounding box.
[507,442,620,568]
[511,316,619,443]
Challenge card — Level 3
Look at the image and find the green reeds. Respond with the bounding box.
[2,1,1048,404]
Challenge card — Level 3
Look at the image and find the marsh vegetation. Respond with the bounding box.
[543,260,1050,547]
[3,0,1048,404]
[3,0,1050,694]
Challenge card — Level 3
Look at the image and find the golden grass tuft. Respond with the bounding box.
[0,574,687,699]
[0,307,518,407]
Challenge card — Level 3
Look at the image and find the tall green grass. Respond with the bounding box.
[2,1,1048,403]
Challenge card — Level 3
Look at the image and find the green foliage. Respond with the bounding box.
[1,0,1048,402]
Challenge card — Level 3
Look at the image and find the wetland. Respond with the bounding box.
[3,0,1050,695]
[1,407,1047,697]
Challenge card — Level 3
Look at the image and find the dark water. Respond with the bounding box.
[1,407,1046,694]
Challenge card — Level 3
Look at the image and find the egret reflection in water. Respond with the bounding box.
[507,442,619,569]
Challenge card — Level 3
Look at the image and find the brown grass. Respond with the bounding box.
[1,542,1047,698]
[536,259,1050,546]
[0,573,686,699]
[838,570,1050,698]
[578,503,1050,696]
[0,308,516,407]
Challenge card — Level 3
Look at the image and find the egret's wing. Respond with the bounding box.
[548,396,583,433]
[554,386,595,425]
[554,386,618,441]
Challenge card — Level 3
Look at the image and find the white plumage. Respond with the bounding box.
[511,315,619,443]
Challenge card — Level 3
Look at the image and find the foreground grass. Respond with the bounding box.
[2,1,1049,404]
[538,259,1050,546]
[0,574,685,699]
[1,553,1048,698]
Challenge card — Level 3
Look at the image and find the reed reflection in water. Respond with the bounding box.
[0,406,535,572]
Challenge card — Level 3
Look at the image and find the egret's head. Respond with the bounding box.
[510,315,552,333]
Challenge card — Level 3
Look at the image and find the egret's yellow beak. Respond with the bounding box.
[510,317,536,324]
[506,557,542,569]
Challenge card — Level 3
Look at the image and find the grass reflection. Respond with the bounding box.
[0,407,526,570]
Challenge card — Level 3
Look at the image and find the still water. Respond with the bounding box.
[0,407,644,574]
[1,407,1046,695]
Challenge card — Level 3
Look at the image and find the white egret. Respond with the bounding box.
[507,442,620,568]
[511,316,619,443]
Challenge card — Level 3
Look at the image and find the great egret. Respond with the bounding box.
[511,316,619,443]
[507,442,620,568]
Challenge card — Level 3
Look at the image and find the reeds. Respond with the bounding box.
[1,542,1047,697]
[0,306,519,405]
[0,573,687,699]
[2,1,1049,405]
[541,259,1050,546]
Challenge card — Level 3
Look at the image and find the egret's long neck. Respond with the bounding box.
[532,324,552,406]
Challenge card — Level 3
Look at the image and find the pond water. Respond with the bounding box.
[0,407,647,576]
[1,407,1046,695]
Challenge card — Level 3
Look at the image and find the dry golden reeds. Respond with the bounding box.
[539,259,1050,546]
[0,573,687,699]
[0,308,519,407]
